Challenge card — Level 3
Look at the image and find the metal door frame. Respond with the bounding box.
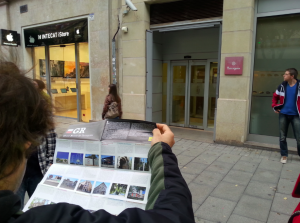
[187,60,207,129]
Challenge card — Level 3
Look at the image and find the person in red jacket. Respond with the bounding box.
[272,68,300,164]
[0,61,194,223]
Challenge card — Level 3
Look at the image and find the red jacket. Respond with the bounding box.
[272,80,300,115]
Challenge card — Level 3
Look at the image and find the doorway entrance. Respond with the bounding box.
[169,60,217,130]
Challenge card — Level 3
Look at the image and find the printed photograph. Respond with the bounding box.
[44,174,62,187]
[50,60,64,77]
[56,152,69,164]
[117,156,132,170]
[101,155,115,168]
[59,178,78,190]
[109,183,128,197]
[134,158,150,171]
[85,154,99,167]
[127,186,146,201]
[28,197,51,209]
[39,59,46,77]
[64,61,89,78]
[92,182,110,195]
[77,180,95,193]
[70,153,83,165]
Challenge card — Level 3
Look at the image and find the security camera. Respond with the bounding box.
[125,0,137,11]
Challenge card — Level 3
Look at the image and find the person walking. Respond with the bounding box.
[16,79,57,208]
[272,68,300,164]
[102,84,122,120]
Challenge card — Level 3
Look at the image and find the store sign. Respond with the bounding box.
[24,19,88,47]
[1,29,19,47]
[225,57,244,75]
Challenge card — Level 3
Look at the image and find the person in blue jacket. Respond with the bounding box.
[0,61,194,223]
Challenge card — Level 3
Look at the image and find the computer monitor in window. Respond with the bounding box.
[51,89,58,94]
[60,88,67,93]
[70,88,76,92]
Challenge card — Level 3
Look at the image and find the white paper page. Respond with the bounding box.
[70,193,91,209]
[52,188,74,203]
[101,142,117,155]
[88,196,107,211]
[104,199,126,215]
[85,141,101,154]
[23,185,57,211]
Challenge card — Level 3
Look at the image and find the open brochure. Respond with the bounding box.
[23,119,157,215]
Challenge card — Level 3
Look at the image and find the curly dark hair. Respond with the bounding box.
[0,61,54,181]
[109,84,121,103]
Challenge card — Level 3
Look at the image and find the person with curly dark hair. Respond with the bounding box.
[16,78,57,208]
[0,61,194,223]
[102,84,122,119]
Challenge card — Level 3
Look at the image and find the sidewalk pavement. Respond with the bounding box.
[55,117,300,223]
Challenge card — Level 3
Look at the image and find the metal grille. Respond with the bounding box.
[20,5,28,13]
[150,0,223,25]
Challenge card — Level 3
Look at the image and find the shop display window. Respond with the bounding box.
[250,14,300,137]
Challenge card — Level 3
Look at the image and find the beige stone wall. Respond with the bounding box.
[2,0,111,121]
[215,0,255,145]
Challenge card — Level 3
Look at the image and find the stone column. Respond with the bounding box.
[215,0,255,145]
[120,0,150,120]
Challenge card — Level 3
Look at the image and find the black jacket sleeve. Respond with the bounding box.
[12,142,194,223]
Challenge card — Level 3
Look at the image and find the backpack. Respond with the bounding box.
[104,101,119,119]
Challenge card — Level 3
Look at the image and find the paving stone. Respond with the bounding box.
[222,170,253,186]
[202,149,221,156]
[259,150,272,159]
[194,217,216,223]
[232,160,259,173]
[191,141,203,146]
[176,154,195,166]
[258,160,283,172]
[227,214,264,223]
[181,172,197,185]
[192,202,201,213]
[216,154,241,164]
[281,163,300,180]
[181,147,206,157]
[240,156,262,163]
[233,195,272,222]
[251,169,280,184]
[193,170,225,187]
[247,149,262,157]
[277,178,297,195]
[267,211,290,223]
[271,193,299,216]
[291,154,300,163]
[244,181,276,200]
[222,146,235,154]
[211,181,245,202]
[195,196,236,223]
[188,182,214,205]
[181,162,208,175]
[205,161,233,175]
[230,147,244,155]
[193,154,219,165]
[173,149,185,156]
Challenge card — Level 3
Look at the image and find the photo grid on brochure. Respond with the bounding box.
[24,120,156,215]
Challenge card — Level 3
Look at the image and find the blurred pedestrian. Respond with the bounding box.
[102,84,122,119]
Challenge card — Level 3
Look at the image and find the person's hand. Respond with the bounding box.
[274,109,280,114]
[152,123,175,148]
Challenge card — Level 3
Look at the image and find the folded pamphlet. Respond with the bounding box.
[23,119,157,215]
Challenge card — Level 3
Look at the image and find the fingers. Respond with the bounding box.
[156,123,172,134]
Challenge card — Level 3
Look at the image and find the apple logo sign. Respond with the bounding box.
[29,36,35,43]
[6,33,13,42]
[76,29,80,34]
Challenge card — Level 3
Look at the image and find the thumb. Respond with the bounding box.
[152,128,161,137]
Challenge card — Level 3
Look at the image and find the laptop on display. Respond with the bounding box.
[70,88,77,92]
[51,89,58,94]
[60,88,67,93]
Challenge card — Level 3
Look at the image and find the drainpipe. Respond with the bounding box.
[112,16,120,84]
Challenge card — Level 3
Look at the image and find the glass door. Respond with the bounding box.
[187,62,206,128]
[169,60,217,130]
[170,62,188,126]
[50,44,78,119]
